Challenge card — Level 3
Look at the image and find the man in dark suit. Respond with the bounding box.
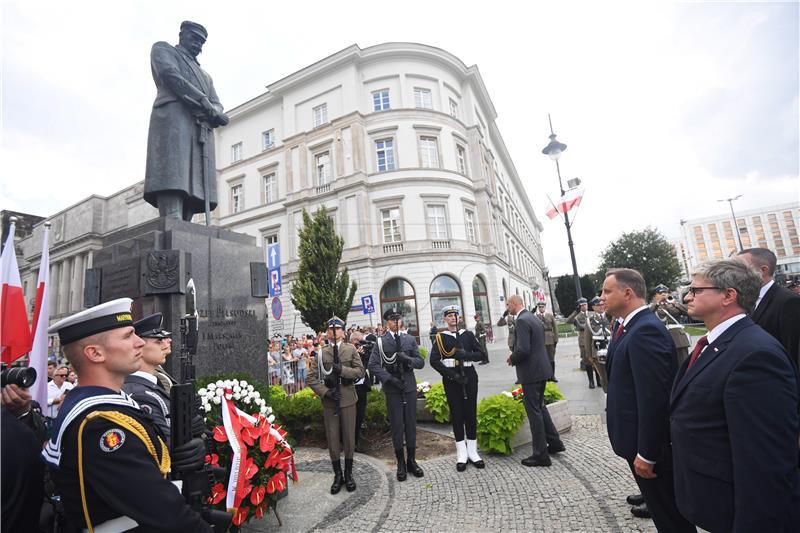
[506,295,565,467]
[671,259,800,532]
[738,247,800,370]
[601,268,695,532]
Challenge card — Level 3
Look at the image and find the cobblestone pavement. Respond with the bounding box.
[247,339,658,532]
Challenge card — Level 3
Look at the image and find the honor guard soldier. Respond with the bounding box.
[307,316,365,494]
[368,308,425,481]
[473,313,489,364]
[566,298,589,371]
[649,284,691,365]
[534,302,559,381]
[122,313,173,445]
[42,298,211,532]
[585,297,611,391]
[430,305,486,471]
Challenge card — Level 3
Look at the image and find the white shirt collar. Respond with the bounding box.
[706,314,747,345]
[131,370,158,385]
[443,329,465,337]
[754,279,774,309]
[622,305,649,327]
[512,308,526,320]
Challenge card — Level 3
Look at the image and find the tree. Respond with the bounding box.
[290,207,357,333]
[554,274,597,315]
[596,227,682,293]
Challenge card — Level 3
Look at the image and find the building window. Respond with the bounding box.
[381,207,402,243]
[375,138,396,172]
[265,234,278,246]
[449,98,459,118]
[372,89,390,111]
[456,144,468,175]
[380,278,419,340]
[313,103,328,127]
[263,173,277,204]
[419,136,439,168]
[231,184,243,214]
[262,129,275,150]
[413,87,433,109]
[315,151,331,185]
[465,209,477,244]
[430,275,462,329]
[231,142,242,163]
[426,204,448,240]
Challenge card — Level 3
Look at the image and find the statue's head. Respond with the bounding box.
[178,21,207,57]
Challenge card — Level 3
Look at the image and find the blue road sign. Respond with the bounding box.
[269,268,282,297]
[271,297,283,320]
[267,243,281,270]
[361,295,375,314]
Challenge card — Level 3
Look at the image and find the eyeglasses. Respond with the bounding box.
[686,286,724,296]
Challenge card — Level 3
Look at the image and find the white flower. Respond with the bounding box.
[244,396,252,404]
[215,388,224,397]
[259,405,267,414]
[264,406,273,414]
[207,383,216,390]
[239,380,248,388]
[247,385,254,392]
[212,396,221,405]
[224,380,233,388]
[502,391,513,398]
[198,388,207,397]
[233,392,241,400]
[215,380,224,388]
[267,414,275,424]
[225,392,233,400]
[252,391,261,399]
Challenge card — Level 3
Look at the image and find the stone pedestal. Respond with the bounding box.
[416,397,436,423]
[511,399,571,449]
[86,217,268,382]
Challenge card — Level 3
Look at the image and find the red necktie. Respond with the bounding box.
[613,322,624,340]
[686,336,709,369]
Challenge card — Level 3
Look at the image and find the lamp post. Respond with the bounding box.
[718,195,744,253]
[542,115,582,300]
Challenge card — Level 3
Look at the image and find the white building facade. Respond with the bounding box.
[215,43,548,341]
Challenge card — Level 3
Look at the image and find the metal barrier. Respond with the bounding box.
[268,355,308,396]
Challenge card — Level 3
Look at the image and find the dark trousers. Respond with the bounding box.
[354,384,370,446]
[520,381,561,457]
[385,390,417,449]
[627,460,696,533]
[443,366,478,441]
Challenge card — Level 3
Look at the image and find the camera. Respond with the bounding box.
[1,366,37,388]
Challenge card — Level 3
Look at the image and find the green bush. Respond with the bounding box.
[364,388,388,429]
[424,382,450,423]
[476,394,526,455]
[544,382,565,405]
[418,346,428,360]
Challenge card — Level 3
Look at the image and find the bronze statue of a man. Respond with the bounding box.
[145,21,229,221]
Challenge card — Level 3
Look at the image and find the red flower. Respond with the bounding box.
[242,425,261,446]
[250,485,266,506]
[260,430,278,453]
[236,481,253,503]
[266,471,286,494]
[204,453,219,467]
[243,458,259,480]
[212,425,228,442]
[232,506,249,526]
[209,483,226,505]
[255,505,266,519]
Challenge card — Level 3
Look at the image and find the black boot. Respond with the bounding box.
[550,360,558,382]
[586,367,596,389]
[344,458,356,492]
[406,447,424,478]
[330,459,344,494]
[395,448,407,481]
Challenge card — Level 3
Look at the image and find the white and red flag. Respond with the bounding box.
[29,224,50,406]
[1,221,32,363]
[546,188,585,220]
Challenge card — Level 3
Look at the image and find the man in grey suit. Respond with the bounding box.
[506,295,565,466]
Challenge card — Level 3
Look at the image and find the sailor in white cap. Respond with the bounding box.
[42,299,212,532]
[429,305,486,472]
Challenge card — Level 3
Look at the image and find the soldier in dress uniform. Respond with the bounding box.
[585,297,611,391]
[42,298,211,532]
[122,313,173,444]
[566,298,589,372]
[534,302,559,381]
[648,284,691,365]
[497,305,516,353]
[368,308,425,481]
[474,313,489,365]
[307,316,365,494]
[430,305,486,472]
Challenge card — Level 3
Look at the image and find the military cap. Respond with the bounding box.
[590,297,602,306]
[48,298,134,345]
[382,308,402,321]
[576,297,588,305]
[654,284,669,294]
[180,21,208,40]
[536,301,546,307]
[133,313,171,339]
[327,316,345,329]
[441,304,461,317]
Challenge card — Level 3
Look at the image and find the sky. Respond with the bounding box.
[2,0,798,276]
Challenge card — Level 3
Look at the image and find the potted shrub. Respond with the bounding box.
[415,381,435,422]
[422,382,450,423]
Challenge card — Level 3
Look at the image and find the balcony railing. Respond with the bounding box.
[315,183,331,194]
[431,240,451,249]
[383,242,404,253]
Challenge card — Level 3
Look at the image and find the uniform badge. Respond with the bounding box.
[99,428,126,452]
[141,404,152,415]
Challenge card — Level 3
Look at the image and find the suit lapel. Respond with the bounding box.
[751,283,776,322]
[607,310,647,372]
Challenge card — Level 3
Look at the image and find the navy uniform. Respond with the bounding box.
[430,305,486,472]
[368,308,425,481]
[123,313,173,444]
[566,298,589,369]
[43,299,211,532]
[649,284,691,365]
[307,316,365,495]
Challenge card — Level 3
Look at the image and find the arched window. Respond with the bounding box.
[472,275,491,325]
[380,278,420,341]
[430,274,463,329]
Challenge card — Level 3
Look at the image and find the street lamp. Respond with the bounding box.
[542,115,582,300]
[717,195,744,253]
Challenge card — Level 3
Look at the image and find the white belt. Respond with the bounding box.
[666,324,684,330]
[442,359,473,368]
[85,515,138,532]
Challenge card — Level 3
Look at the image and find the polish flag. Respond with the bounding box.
[29,224,50,407]
[546,188,585,219]
[1,221,32,363]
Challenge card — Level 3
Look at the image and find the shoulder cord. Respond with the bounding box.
[435,332,456,357]
[78,410,170,533]
[377,337,397,365]
[659,307,681,326]
[317,347,333,380]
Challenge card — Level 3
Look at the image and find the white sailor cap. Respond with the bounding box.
[442,305,461,317]
[48,298,134,345]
